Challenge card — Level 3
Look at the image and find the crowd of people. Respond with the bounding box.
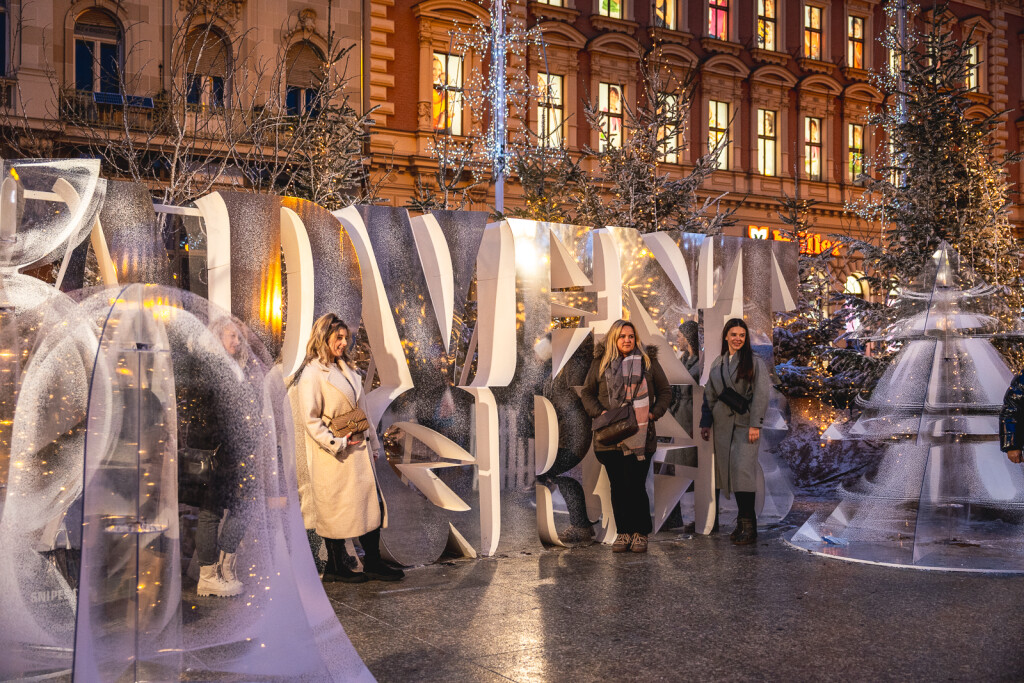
[179,311,796,594]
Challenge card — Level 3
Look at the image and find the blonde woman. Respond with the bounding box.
[581,319,671,553]
[295,313,403,582]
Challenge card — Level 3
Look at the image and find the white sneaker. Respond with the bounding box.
[198,564,241,597]
[218,550,244,593]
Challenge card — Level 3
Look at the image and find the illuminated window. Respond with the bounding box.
[537,73,564,148]
[847,16,864,69]
[75,9,122,93]
[967,44,980,89]
[848,123,864,182]
[654,0,676,30]
[757,0,776,51]
[757,109,777,176]
[709,99,729,169]
[804,5,822,60]
[599,82,624,151]
[431,52,464,135]
[658,92,679,163]
[805,116,821,180]
[709,0,729,40]
[888,48,901,76]
[844,273,865,296]
[537,0,564,5]
[600,0,623,19]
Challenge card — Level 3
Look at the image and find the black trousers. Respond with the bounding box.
[596,449,654,535]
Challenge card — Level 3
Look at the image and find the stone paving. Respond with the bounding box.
[327,503,1024,682]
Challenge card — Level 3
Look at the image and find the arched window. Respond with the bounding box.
[285,41,325,116]
[74,9,122,94]
[184,27,231,108]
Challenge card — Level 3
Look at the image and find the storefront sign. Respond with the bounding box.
[747,225,842,257]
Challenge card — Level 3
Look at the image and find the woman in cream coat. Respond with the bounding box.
[295,313,403,582]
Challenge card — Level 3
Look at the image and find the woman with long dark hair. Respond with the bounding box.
[295,313,403,582]
[581,320,672,553]
[699,318,770,545]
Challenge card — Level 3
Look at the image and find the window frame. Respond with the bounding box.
[657,91,681,163]
[847,15,865,69]
[803,4,823,61]
[654,0,676,30]
[848,122,865,183]
[966,43,980,90]
[598,82,625,151]
[757,108,777,176]
[536,72,564,148]
[708,99,730,169]
[599,0,624,20]
[74,12,123,94]
[431,51,465,135]
[757,0,776,51]
[804,115,822,181]
[708,0,729,41]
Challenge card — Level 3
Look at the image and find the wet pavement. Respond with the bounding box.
[327,503,1024,682]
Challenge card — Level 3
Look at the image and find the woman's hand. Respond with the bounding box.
[748,427,760,444]
[1008,449,1022,464]
[700,427,710,441]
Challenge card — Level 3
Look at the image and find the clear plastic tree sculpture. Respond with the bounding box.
[0,159,105,679]
[790,243,1024,571]
[0,159,374,681]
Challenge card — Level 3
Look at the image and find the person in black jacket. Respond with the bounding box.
[580,319,672,554]
[1000,373,1024,464]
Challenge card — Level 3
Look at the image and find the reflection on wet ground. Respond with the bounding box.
[329,501,1024,682]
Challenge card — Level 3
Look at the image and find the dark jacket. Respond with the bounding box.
[580,342,672,455]
[1000,374,1024,452]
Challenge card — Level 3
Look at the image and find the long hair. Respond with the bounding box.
[289,313,350,387]
[720,317,754,380]
[599,319,650,375]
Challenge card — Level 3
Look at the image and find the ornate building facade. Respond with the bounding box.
[2,0,1022,291]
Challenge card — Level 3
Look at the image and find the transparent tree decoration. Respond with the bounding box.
[0,159,104,680]
[68,284,373,681]
[791,245,1024,571]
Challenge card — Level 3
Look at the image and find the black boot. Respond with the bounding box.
[359,528,405,582]
[324,538,368,583]
[732,518,758,546]
[732,491,755,542]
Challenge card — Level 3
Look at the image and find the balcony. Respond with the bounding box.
[60,89,262,141]
[60,89,155,131]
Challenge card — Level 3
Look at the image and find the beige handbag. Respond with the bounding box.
[323,373,369,439]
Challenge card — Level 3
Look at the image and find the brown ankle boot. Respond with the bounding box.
[630,533,648,553]
[732,518,758,546]
[612,533,632,553]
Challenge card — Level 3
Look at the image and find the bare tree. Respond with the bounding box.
[53,0,378,207]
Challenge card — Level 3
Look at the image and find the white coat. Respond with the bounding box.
[296,359,386,539]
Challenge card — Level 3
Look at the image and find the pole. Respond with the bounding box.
[490,0,507,213]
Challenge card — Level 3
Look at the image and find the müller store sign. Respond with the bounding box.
[746,225,843,257]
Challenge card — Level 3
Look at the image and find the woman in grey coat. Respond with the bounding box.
[699,318,770,545]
